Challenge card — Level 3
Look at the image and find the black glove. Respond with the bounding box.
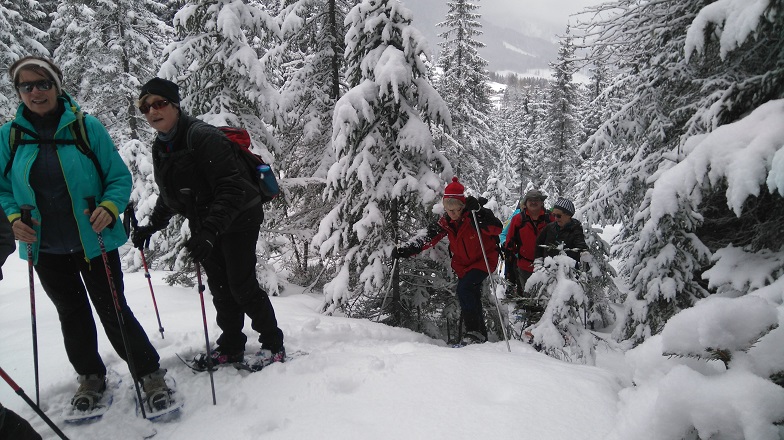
[394,246,418,259]
[464,196,480,213]
[186,230,216,262]
[131,225,157,250]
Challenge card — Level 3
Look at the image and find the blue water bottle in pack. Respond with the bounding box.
[256,164,280,198]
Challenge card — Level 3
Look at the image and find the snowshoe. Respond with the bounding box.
[186,348,244,372]
[63,371,119,424]
[137,370,183,422]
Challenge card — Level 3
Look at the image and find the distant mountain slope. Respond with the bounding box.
[403,0,560,76]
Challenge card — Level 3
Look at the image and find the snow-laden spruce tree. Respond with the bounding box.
[527,252,596,365]
[542,26,583,198]
[151,0,282,289]
[0,0,49,119]
[576,0,717,346]
[49,0,170,141]
[435,0,495,191]
[264,0,353,286]
[313,0,452,327]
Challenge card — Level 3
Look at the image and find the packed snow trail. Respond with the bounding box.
[0,255,622,439]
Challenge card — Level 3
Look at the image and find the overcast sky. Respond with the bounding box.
[475,0,606,36]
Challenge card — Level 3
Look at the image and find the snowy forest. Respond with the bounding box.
[2,0,784,435]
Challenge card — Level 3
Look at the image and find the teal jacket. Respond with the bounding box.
[0,93,131,263]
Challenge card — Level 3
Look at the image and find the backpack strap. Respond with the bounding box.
[3,122,31,177]
[69,111,104,182]
[4,112,104,182]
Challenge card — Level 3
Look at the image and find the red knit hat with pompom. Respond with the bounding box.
[443,177,466,203]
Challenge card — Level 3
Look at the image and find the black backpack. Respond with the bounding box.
[187,125,279,204]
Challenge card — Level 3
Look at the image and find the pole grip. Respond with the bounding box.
[20,204,34,227]
[84,196,97,213]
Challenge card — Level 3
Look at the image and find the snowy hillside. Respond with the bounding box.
[3,246,783,440]
[0,252,628,440]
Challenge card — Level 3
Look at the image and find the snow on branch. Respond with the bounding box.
[685,0,774,61]
[647,99,784,222]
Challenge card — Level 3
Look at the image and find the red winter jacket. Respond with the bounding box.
[414,208,502,278]
[504,209,553,273]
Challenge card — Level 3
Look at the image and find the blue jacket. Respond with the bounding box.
[0,93,131,263]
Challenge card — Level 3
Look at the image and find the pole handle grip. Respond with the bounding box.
[84,196,97,213]
[20,204,34,227]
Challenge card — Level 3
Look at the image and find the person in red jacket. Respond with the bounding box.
[503,189,554,298]
[394,177,502,345]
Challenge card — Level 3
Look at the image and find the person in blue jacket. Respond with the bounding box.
[0,56,171,413]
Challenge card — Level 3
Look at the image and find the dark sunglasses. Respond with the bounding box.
[554,212,571,219]
[139,99,170,114]
[17,80,54,94]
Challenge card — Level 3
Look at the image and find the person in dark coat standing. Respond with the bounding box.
[535,198,588,263]
[131,78,285,371]
[394,177,502,345]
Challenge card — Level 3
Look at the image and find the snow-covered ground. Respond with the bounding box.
[1,250,628,440]
[4,241,783,440]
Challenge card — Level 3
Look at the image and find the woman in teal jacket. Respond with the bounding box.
[0,56,172,413]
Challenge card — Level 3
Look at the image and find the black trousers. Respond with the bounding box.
[0,404,41,440]
[456,269,488,337]
[201,222,284,353]
[34,250,160,378]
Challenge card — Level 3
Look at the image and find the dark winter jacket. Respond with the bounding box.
[0,206,15,280]
[147,114,262,235]
[400,206,502,278]
[504,209,553,273]
[535,218,588,262]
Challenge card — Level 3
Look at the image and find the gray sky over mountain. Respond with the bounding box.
[480,0,606,37]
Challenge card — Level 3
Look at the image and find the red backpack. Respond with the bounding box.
[215,126,280,203]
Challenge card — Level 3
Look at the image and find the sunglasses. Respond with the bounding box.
[553,212,571,219]
[139,99,170,114]
[17,80,54,94]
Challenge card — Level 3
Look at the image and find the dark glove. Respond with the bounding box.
[186,230,216,262]
[394,246,418,259]
[131,225,157,249]
[464,196,480,213]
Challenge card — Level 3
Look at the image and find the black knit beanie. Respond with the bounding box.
[138,77,180,104]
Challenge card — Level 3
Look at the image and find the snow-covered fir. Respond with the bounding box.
[2,0,784,438]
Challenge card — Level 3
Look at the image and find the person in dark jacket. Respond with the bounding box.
[535,198,588,263]
[0,56,171,413]
[503,189,553,297]
[394,177,502,345]
[131,78,285,371]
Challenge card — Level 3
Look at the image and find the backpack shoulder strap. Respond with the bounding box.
[68,110,104,182]
[4,122,38,177]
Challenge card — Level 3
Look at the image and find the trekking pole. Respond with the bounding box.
[127,205,165,339]
[20,204,40,406]
[0,365,71,440]
[470,210,511,352]
[85,197,147,419]
[180,188,217,405]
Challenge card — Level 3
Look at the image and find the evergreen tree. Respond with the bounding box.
[0,0,49,119]
[266,0,354,285]
[435,0,495,190]
[542,26,582,198]
[313,0,451,330]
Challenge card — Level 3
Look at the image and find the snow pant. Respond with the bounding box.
[513,267,534,298]
[200,216,284,354]
[456,269,488,337]
[0,403,41,440]
[34,250,161,379]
